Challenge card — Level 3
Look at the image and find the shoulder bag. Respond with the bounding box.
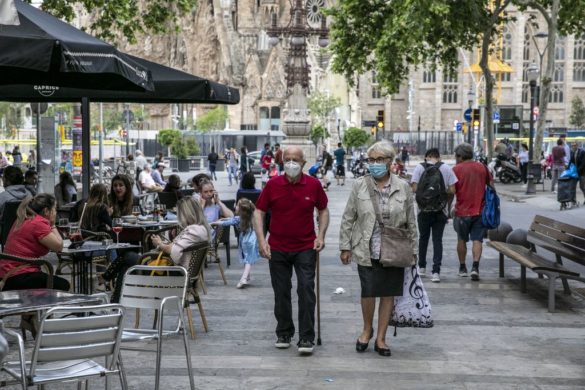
[365,176,414,268]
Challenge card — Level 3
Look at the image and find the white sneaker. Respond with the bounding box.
[419,267,426,277]
[236,279,248,289]
[431,273,440,283]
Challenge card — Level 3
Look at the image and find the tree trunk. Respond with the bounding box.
[533,0,559,163]
[480,25,495,159]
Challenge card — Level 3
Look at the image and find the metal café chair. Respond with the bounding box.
[118,265,195,390]
[0,304,126,390]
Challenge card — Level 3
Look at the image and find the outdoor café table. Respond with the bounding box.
[60,241,141,295]
[0,289,102,318]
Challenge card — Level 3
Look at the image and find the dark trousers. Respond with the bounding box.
[102,251,140,303]
[269,249,316,342]
[4,272,70,292]
[520,162,528,184]
[417,212,448,274]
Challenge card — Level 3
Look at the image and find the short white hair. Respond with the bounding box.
[367,141,396,160]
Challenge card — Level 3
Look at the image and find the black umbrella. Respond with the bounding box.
[0,0,154,92]
[0,55,240,104]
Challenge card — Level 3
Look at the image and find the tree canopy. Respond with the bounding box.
[195,106,228,132]
[31,0,198,44]
[343,127,370,149]
[308,91,341,127]
[569,96,585,128]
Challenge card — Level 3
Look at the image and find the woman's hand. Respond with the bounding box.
[340,250,352,265]
[151,235,162,247]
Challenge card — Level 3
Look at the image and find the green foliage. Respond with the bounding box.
[310,125,330,146]
[0,103,25,134]
[569,96,585,128]
[172,138,200,159]
[327,0,488,94]
[342,127,370,148]
[308,91,341,127]
[32,0,198,44]
[195,106,227,132]
[158,129,181,147]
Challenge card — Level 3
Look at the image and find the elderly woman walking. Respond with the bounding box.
[339,141,418,357]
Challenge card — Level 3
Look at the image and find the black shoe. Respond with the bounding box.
[355,328,374,352]
[297,339,314,354]
[275,335,291,349]
[374,343,391,357]
[458,264,468,277]
[470,266,480,281]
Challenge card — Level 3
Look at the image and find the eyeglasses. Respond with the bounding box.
[366,157,390,164]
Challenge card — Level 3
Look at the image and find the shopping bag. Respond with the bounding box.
[560,163,579,179]
[390,266,433,329]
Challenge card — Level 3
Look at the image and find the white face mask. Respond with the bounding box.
[284,161,302,178]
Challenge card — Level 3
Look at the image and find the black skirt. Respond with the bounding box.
[357,259,404,298]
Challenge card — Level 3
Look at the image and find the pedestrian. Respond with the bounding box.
[452,143,493,281]
[570,141,585,199]
[212,198,261,288]
[236,172,262,204]
[518,143,529,184]
[339,141,417,357]
[27,149,36,169]
[334,142,346,186]
[274,143,284,174]
[119,154,137,180]
[261,142,270,158]
[54,171,77,207]
[207,147,219,181]
[152,151,164,169]
[134,150,147,182]
[11,146,22,168]
[227,147,239,186]
[560,134,570,166]
[260,150,273,188]
[401,146,409,165]
[239,146,249,174]
[321,147,333,176]
[253,146,329,355]
[551,138,566,192]
[24,169,38,196]
[410,148,457,283]
[0,166,35,220]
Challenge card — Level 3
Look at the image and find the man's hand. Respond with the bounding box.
[314,237,325,252]
[259,241,271,260]
[340,250,351,265]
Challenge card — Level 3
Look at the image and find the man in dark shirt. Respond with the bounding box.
[254,146,329,355]
[333,142,346,186]
[207,147,219,181]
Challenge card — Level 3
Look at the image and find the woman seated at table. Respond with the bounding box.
[81,183,140,302]
[163,174,184,201]
[109,174,139,217]
[0,194,70,291]
[151,197,211,268]
[199,180,234,224]
[54,171,77,207]
[190,173,211,201]
[236,172,262,204]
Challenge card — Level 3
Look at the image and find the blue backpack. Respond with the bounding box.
[482,184,500,230]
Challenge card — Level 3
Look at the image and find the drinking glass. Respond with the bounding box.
[112,218,123,245]
[57,218,69,238]
[132,206,141,223]
[159,204,167,220]
[69,225,82,242]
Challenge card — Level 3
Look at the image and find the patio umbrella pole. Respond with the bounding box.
[81,97,91,199]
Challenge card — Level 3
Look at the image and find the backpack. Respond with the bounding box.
[415,162,447,213]
[481,166,500,229]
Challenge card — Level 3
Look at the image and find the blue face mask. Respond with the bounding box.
[368,163,388,178]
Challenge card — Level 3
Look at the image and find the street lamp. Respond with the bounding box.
[532,32,549,84]
[526,62,539,195]
[467,89,475,144]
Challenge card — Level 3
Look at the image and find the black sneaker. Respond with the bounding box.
[470,267,480,281]
[275,335,291,349]
[297,339,314,354]
[458,264,468,277]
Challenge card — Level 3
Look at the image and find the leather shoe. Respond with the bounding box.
[355,328,374,352]
[374,343,391,357]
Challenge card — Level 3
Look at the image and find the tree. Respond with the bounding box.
[172,138,199,159]
[33,0,198,44]
[308,91,341,130]
[342,127,370,149]
[158,129,181,156]
[569,96,585,128]
[0,103,25,136]
[310,125,330,146]
[195,106,227,132]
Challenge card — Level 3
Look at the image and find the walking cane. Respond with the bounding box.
[316,250,322,346]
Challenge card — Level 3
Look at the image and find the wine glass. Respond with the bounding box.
[57,218,69,238]
[132,206,141,223]
[112,218,123,245]
[69,225,81,242]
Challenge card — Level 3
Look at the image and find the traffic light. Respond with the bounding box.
[371,126,376,136]
[472,108,481,129]
[376,110,385,129]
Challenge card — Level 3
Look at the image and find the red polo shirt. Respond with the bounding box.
[256,173,328,252]
[453,160,491,217]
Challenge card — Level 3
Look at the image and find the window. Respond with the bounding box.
[422,69,436,83]
[522,84,529,104]
[555,35,566,60]
[371,71,378,84]
[574,34,585,81]
[553,63,565,82]
[523,25,531,61]
[501,25,512,82]
[442,72,458,103]
[549,84,564,103]
[371,85,382,99]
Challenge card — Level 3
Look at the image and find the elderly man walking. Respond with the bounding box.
[452,143,493,281]
[254,146,329,355]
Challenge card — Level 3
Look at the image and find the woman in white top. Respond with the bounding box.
[151,197,211,268]
[518,143,529,184]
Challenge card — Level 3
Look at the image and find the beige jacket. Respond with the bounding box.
[339,174,418,267]
[170,225,210,268]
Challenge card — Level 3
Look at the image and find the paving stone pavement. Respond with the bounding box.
[2,170,585,390]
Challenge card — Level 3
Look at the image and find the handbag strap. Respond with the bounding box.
[365,176,386,228]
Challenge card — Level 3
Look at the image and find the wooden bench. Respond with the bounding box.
[488,215,585,312]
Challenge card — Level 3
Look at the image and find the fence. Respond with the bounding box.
[388,131,463,156]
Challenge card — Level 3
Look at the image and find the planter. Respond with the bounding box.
[177,159,191,172]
